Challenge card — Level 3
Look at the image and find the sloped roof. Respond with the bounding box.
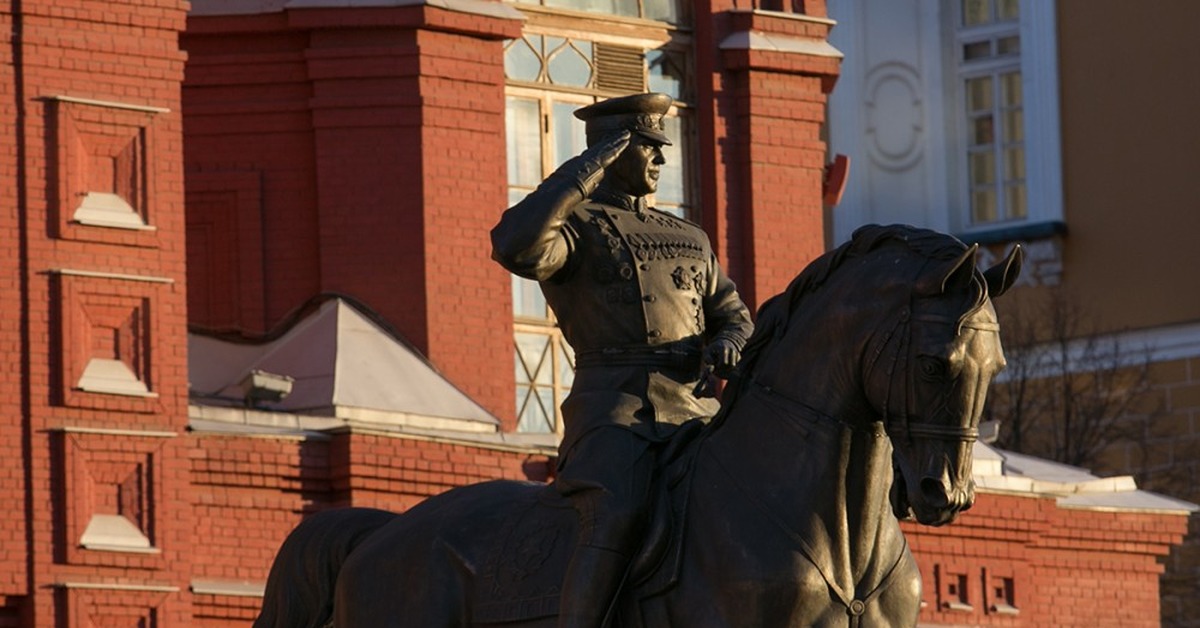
[188,298,499,432]
[972,442,1197,514]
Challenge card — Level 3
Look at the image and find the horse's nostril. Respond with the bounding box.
[920,477,948,504]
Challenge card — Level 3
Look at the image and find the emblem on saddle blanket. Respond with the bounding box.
[475,496,574,623]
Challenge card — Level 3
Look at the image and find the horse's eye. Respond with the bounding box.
[918,357,945,380]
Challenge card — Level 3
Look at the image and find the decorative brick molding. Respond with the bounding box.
[54,428,174,570]
[46,95,168,248]
[52,270,169,413]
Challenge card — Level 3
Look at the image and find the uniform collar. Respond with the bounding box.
[591,185,649,217]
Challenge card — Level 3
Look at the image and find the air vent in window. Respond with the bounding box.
[594,43,646,93]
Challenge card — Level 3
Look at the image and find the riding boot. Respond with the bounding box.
[557,545,630,628]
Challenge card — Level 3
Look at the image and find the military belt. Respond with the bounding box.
[575,344,702,369]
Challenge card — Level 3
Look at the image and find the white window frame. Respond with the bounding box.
[950,0,1063,239]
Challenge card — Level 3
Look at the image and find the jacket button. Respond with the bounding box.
[644,294,656,303]
[640,263,650,271]
[648,329,662,338]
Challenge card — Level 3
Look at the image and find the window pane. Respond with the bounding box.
[972,189,998,223]
[962,0,991,26]
[515,382,531,414]
[548,41,593,88]
[643,0,680,24]
[966,77,993,112]
[515,351,531,385]
[558,342,575,389]
[516,331,552,377]
[656,116,686,205]
[1003,109,1024,143]
[997,35,1020,56]
[512,275,547,319]
[648,49,686,100]
[963,41,992,61]
[505,37,542,82]
[517,387,554,433]
[506,98,542,187]
[970,151,996,185]
[545,0,637,18]
[1001,72,1023,106]
[998,0,1019,20]
[971,115,995,146]
[613,0,638,17]
[552,102,588,169]
[1003,146,1025,181]
[1006,183,1027,219]
[544,0,610,12]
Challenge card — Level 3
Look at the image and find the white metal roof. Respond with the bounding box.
[188,298,499,432]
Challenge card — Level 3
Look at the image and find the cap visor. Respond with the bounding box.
[635,129,673,146]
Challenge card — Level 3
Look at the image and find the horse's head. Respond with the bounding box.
[870,239,1023,526]
[736,225,1022,527]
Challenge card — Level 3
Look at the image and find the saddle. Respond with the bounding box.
[472,420,708,626]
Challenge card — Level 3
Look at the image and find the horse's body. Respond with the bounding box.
[255,225,1021,628]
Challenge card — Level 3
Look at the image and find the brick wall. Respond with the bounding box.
[183,4,521,426]
[1,0,191,624]
[694,4,836,309]
[0,0,28,601]
[904,491,1189,627]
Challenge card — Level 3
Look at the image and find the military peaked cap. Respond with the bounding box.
[575,92,674,146]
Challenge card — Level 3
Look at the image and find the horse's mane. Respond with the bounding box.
[733,224,985,386]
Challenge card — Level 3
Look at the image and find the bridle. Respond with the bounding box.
[863,304,997,447]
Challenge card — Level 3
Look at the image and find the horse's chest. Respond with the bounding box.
[666,557,834,626]
[666,512,839,626]
[667,558,920,628]
[665,463,923,627]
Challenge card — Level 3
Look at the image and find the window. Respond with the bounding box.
[506,90,587,433]
[504,2,691,432]
[956,0,1025,227]
[952,0,1063,237]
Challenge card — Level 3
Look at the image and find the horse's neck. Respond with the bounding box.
[707,388,904,594]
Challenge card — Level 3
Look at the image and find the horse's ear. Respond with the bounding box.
[919,244,978,295]
[983,245,1023,298]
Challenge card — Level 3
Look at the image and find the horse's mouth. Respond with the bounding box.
[892,476,968,526]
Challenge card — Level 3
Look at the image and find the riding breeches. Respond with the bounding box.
[554,427,655,554]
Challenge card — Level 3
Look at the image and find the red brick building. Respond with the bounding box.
[0,0,1191,626]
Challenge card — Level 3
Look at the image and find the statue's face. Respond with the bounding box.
[606,135,666,197]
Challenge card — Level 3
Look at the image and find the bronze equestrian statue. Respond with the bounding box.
[490,92,754,628]
[254,219,1022,626]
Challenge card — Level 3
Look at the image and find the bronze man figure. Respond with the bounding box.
[491,93,753,628]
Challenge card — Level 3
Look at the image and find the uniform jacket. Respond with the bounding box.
[492,180,753,455]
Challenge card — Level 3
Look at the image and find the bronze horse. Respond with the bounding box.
[255,225,1021,627]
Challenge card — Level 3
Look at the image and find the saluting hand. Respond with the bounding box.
[556,130,631,198]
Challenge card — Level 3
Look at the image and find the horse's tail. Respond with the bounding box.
[253,507,399,628]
